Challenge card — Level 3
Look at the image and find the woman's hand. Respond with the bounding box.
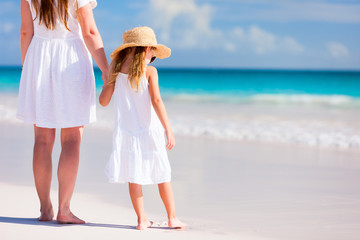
[165,130,175,150]
[102,70,109,84]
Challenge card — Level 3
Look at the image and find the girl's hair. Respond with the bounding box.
[31,0,70,31]
[108,46,148,92]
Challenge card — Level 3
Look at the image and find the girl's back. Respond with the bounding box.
[113,72,161,133]
[106,68,170,185]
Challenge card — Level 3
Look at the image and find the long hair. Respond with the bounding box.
[31,0,70,31]
[108,47,146,92]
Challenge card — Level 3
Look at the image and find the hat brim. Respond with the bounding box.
[110,43,171,59]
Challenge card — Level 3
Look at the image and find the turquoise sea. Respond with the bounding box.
[2,66,360,95]
[1,66,360,106]
[1,66,360,149]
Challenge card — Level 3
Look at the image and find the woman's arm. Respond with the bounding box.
[20,0,34,64]
[77,3,109,80]
[147,66,175,150]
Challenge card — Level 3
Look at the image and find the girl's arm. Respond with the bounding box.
[99,83,114,106]
[20,0,34,65]
[147,66,175,150]
[77,3,109,82]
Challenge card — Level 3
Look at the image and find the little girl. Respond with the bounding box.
[99,26,186,230]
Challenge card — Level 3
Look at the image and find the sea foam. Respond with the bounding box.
[170,117,360,149]
[164,93,360,108]
[1,94,360,150]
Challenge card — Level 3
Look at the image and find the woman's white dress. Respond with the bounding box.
[105,73,172,185]
[17,0,97,128]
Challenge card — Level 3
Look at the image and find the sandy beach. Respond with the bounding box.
[1,0,359,238]
[1,120,360,240]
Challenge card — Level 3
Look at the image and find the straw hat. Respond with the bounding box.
[110,26,171,59]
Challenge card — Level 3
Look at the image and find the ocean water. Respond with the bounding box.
[1,66,360,150]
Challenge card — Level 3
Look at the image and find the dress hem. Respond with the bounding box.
[107,177,171,185]
[16,114,96,128]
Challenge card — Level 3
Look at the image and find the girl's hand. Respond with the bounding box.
[99,80,115,107]
[165,130,175,150]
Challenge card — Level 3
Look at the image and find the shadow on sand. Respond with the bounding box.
[0,216,170,230]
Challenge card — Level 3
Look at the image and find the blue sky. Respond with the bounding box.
[0,0,360,69]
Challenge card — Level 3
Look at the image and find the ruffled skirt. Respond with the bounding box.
[105,126,171,185]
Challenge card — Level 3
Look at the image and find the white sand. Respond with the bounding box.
[1,183,255,240]
[1,123,360,240]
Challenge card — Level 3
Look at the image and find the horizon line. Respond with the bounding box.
[1,65,360,72]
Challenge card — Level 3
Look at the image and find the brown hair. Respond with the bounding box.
[108,47,147,92]
[31,0,70,31]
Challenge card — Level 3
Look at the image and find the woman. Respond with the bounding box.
[17,0,109,224]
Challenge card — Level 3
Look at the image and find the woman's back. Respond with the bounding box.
[26,0,96,39]
[17,0,98,128]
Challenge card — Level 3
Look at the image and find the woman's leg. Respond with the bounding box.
[129,183,152,230]
[158,182,186,229]
[33,125,56,221]
[56,126,85,224]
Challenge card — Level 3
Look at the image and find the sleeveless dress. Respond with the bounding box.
[16,0,97,128]
[105,73,172,185]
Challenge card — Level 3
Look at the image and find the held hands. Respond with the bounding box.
[101,71,109,85]
[99,68,114,107]
[165,130,175,150]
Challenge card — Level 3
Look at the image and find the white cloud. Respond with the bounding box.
[225,27,244,52]
[228,26,304,55]
[326,42,349,58]
[148,0,305,55]
[224,42,236,52]
[231,27,245,39]
[149,0,222,49]
[217,0,360,23]
[249,26,276,54]
[0,22,15,34]
[281,36,305,54]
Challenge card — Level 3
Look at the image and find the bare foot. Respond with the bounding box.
[168,218,187,230]
[38,207,54,221]
[56,210,85,224]
[137,220,153,230]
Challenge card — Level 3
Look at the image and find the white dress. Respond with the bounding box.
[105,73,172,185]
[17,0,97,128]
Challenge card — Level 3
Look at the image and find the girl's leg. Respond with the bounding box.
[33,125,56,221]
[129,183,153,230]
[158,182,186,229]
[56,126,85,224]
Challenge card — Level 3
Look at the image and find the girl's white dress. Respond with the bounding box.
[105,73,171,185]
[17,0,97,128]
